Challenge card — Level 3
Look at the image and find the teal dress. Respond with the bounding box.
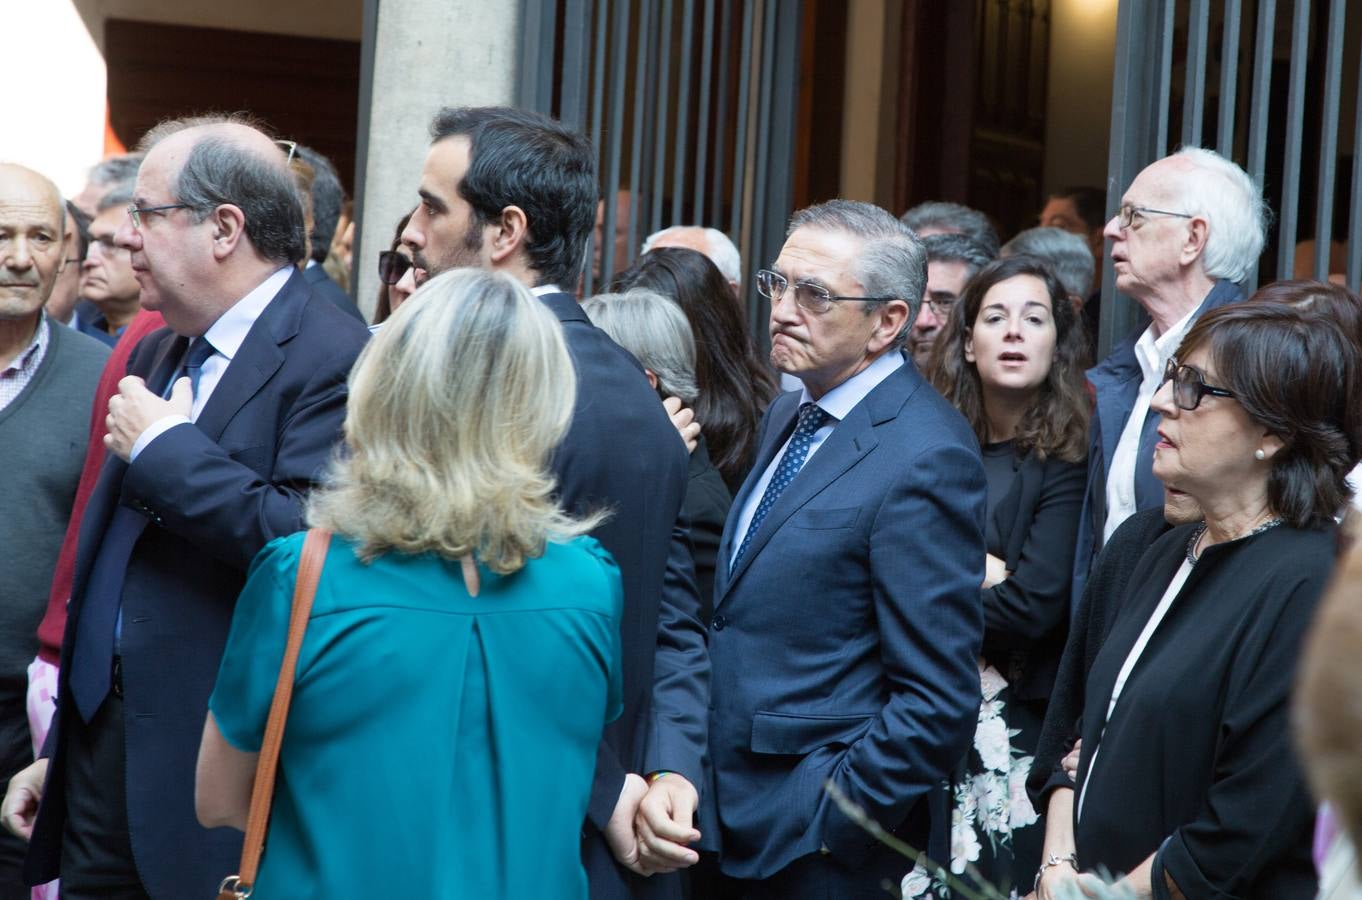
[209,532,623,900]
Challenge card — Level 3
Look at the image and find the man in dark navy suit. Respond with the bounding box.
[705,200,985,897]
[3,115,368,898]
[400,106,708,900]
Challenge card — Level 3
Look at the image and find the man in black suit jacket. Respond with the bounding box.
[400,106,709,899]
[295,145,365,324]
[3,116,368,898]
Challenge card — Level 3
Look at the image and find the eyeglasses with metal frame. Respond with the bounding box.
[377,250,413,285]
[1161,358,1237,411]
[125,203,194,229]
[1118,203,1194,230]
[755,268,898,315]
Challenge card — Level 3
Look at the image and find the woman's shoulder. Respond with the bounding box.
[542,536,620,582]
[521,537,622,615]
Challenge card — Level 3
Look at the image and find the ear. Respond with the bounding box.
[644,368,659,391]
[867,299,911,355]
[964,328,975,364]
[487,205,530,267]
[1258,430,1286,461]
[1180,216,1211,266]
[208,204,248,260]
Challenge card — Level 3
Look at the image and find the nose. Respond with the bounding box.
[115,218,140,253]
[1102,215,1124,241]
[1150,377,1177,416]
[1004,317,1023,341]
[400,207,425,252]
[914,300,940,332]
[768,285,801,326]
[5,237,35,271]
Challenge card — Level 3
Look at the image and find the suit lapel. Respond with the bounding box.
[191,271,305,441]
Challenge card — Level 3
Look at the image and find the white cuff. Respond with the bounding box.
[130,415,191,461]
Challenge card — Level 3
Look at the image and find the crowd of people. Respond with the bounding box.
[0,102,1360,900]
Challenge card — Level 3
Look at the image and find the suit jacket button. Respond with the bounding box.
[711,614,726,631]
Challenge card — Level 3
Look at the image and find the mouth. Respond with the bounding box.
[998,351,1027,364]
[1156,429,1177,450]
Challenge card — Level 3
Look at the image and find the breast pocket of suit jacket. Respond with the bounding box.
[787,506,860,531]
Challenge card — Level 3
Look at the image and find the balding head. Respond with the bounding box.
[0,164,68,321]
[117,115,306,335]
[642,226,742,289]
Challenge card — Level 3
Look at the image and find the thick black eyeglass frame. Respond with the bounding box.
[755,268,896,314]
[1162,358,1237,410]
[378,250,412,285]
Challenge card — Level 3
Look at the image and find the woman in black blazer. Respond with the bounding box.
[910,255,1090,898]
[1035,300,1362,900]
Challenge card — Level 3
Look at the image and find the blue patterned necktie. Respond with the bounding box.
[69,338,218,721]
[731,402,832,569]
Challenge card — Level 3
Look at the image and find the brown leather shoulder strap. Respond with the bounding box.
[222,527,330,898]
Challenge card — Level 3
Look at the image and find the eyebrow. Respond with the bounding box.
[981,301,1051,312]
[417,188,447,214]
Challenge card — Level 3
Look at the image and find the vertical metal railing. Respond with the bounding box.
[1102,0,1361,359]
[517,0,802,336]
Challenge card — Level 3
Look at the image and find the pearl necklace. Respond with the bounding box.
[1185,517,1283,565]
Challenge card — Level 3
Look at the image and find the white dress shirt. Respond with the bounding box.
[729,351,905,567]
[1102,306,1198,541]
[130,266,294,460]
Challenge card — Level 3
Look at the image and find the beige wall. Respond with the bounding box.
[1043,0,1118,198]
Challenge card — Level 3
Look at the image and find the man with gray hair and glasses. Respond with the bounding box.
[4,114,368,899]
[704,199,985,896]
[911,232,995,371]
[1072,147,1270,608]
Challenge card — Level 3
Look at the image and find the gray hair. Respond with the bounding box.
[296,145,345,264]
[581,289,699,403]
[641,226,742,285]
[96,177,137,213]
[1172,147,1270,284]
[788,199,927,350]
[1001,226,1095,299]
[900,201,1000,257]
[137,114,306,265]
[86,154,143,188]
[924,232,996,276]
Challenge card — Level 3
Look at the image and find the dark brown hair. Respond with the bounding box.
[1177,300,1362,528]
[1245,278,1362,347]
[611,247,778,486]
[928,255,1090,462]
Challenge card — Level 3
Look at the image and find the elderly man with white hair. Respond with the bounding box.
[1071,147,1270,607]
[642,226,741,293]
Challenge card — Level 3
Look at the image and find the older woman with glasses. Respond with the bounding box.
[1035,301,1361,900]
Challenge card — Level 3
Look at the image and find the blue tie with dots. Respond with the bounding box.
[732,402,831,569]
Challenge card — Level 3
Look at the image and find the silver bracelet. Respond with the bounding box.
[1033,852,1079,893]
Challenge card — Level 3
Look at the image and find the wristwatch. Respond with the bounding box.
[1034,852,1079,893]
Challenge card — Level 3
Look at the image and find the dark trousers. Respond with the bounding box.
[59,692,149,899]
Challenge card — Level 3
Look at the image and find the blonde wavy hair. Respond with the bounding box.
[307,268,601,572]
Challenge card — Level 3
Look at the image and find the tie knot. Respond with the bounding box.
[796,402,829,434]
[184,338,216,371]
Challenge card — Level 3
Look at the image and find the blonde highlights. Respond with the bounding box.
[307,268,601,572]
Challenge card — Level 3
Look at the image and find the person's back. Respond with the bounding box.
[211,532,621,898]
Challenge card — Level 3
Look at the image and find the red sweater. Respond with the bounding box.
[37,309,165,664]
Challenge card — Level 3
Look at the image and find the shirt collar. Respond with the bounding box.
[530,284,564,297]
[797,350,905,421]
[2,315,49,376]
[201,266,293,361]
[1134,303,1199,382]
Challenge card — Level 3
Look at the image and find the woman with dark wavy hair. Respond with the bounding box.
[906,255,1090,898]
[610,246,778,490]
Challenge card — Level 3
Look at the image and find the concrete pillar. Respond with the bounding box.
[352,0,521,319]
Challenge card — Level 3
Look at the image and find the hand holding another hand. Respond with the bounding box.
[634,773,701,875]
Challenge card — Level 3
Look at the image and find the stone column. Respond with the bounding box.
[351,0,521,319]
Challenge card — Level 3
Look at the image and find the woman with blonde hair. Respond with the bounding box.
[196,269,622,899]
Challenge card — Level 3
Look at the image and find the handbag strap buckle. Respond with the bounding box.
[217,875,253,899]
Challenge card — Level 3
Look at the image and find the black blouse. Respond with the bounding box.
[1074,522,1333,899]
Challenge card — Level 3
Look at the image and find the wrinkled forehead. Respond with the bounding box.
[0,166,64,228]
[1124,157,1191,206]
